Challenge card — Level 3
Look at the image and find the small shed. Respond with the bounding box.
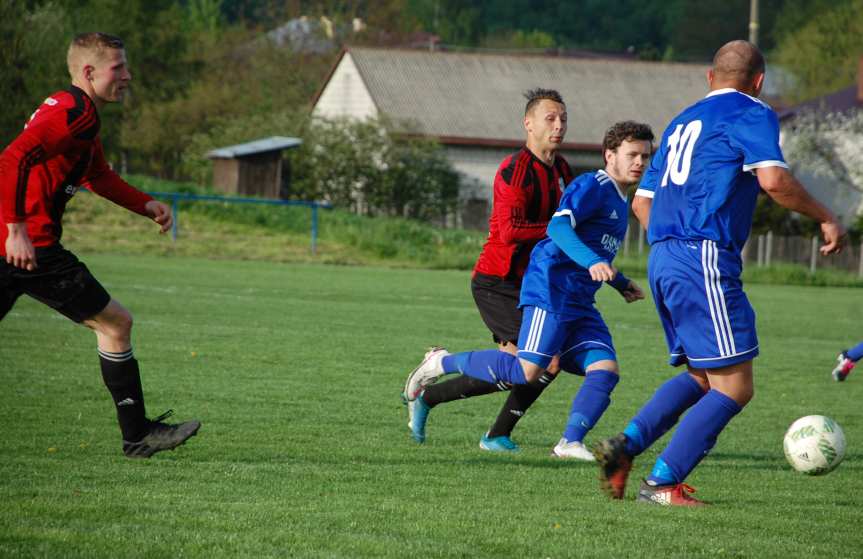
[207,136,302,198]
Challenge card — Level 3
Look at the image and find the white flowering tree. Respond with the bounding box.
[782,108,863,224]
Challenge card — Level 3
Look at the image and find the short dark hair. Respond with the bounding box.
[71,32,125,51]
[602,121,654,152]
[524,88,564,116]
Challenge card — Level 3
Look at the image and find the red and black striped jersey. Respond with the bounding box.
[0,85,152,255]
[473,146,573,281]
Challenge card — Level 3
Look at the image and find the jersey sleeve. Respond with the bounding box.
[0,104,75,223]
[730,105,787,172]
[553,177,603,228]
[82,139,152,216]
[494,160,550,244]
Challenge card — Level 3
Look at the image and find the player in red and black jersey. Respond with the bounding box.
[0,32,200,458]
[405,89,573,450]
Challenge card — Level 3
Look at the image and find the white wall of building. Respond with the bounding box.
[312,53,379,120]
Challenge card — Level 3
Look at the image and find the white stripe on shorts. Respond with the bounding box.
[525,308,546,353]
[701,240,736,357]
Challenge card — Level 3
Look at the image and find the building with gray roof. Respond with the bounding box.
[312,47,709,227]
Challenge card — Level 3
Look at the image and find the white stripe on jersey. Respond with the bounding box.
[634,188,655,199]
[597,170,627,201]
[742,160,789,172]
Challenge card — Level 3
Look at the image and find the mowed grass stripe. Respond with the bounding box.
[1,254,860,558]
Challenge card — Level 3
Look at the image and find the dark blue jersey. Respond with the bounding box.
[520,170,629,315]
[636,88,786,254]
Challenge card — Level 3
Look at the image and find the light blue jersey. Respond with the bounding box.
[520,170,629,316]
[636,88,786,254]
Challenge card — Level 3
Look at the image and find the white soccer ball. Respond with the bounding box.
[783,415,846,475]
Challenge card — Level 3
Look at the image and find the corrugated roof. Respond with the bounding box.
[779,85,862,121]
[207,136,302,159]
[346,48,710,147]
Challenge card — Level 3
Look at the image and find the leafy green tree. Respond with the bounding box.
[773,0,863,102]
[0,1,71,145]
[287,117,458,220]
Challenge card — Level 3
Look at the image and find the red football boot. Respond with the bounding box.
[637,480,708,506]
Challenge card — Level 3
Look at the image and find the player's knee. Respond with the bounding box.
[100,307,133,341]
[521,361,545,383]
[585,360,618,374]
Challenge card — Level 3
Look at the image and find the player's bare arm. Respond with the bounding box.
[632,196,651,229]
[756,166,846,254]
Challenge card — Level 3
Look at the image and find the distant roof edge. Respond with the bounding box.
[207,136,303,159]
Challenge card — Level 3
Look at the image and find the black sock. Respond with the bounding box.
[421,374,508,408]
[99,348,148,442]
[487,371,556,438]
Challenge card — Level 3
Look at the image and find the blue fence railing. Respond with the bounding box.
[145,192,332,254]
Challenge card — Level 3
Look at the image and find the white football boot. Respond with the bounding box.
[551,438,596,461]
[403,346,450,403]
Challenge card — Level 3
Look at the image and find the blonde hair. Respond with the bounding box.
[67,32,125,79]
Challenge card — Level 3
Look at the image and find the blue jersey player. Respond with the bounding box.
[593,41,846,506]
[405,121,655,458]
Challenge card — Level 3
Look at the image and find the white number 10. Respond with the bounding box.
[661,120,702,186]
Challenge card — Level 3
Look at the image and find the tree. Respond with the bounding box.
[773,0,863,102]
[287,117,459,220]
[0,1,71,145]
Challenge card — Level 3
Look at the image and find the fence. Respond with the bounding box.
[621,219,863,277]
[146,191,332,254]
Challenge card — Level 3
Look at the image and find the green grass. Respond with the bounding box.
[2,253,861,558]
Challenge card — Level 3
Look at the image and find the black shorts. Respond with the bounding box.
[0,245,111,323]
[471,273,523,346]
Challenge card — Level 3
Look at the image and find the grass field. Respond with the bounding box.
[2,253,861,558]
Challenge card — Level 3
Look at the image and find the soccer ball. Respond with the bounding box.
[783,415,846,475]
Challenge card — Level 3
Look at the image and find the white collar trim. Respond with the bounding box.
[706,88,738,98]
[597,170,627,202]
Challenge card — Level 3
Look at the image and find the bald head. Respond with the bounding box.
[712,40,765,86]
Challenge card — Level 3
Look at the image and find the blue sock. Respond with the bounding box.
[441,351,527,385]
[846,341,863,362]
[562,370,619,443]
[647,389,742,485]
[622,372,706,456]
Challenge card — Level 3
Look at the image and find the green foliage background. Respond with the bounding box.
[1,0,860,222]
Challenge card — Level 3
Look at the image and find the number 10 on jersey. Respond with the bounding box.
[661,120,702,187]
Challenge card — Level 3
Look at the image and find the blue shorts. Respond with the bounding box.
[516,304,616,375]
[648,239,759,369]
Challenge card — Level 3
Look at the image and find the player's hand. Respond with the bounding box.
[620,280,645,303]
[5,223,37,271]
[588,261,616,282]
[819,221,846,255]
[145,200,173,234]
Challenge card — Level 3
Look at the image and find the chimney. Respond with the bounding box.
[858,56,863,103]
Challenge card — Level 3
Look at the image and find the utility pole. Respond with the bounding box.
[749,0,760,46]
